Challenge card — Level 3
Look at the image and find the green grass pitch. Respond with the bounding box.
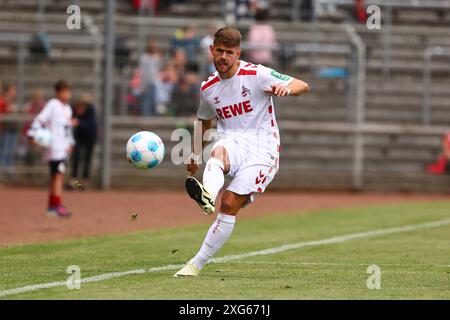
[1,201,449,299]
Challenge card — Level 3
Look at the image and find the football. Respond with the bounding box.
[126,131,165,169]
[33,127,52,148]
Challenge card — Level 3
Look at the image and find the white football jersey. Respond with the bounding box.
[197,60,293,167]
[32,98,75,161]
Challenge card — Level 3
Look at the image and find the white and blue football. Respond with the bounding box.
[33,127,52,148]
[126,131,165,169]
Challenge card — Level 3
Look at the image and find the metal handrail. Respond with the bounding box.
[82,14,103,117]
[422,46,450,126]
[345,24,367,190]
[1,114,447,136]
[325,0,450,9]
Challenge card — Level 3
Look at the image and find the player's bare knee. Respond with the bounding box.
[219,191,250,215]
[219,200,236,214]
[219,194,239,214]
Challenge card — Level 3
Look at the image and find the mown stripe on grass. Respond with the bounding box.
[1,218,449,298]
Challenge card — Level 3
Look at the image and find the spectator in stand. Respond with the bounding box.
[132,0,160,15]
[0,80,4,162]
[0,80,7,135]
[70,94,97,190]
[139,39,161,116]
[0,83,11,114]
[0,83,18,167]
[171,48,188,79]
[25,89,45,115]
[235,0,269,21]
[427,132,450,175]
[128,68,143,115]
[171,25,201,69]
[19,90,46,166]
[0,83,16,114]
[300,0,314,21]
[235,0,255,21]
[200,24,217,78]
[155,62,179,115]
[171,71,199,117]
[253,0,270,11]
[355,0,367,24]
[247,8,277,67]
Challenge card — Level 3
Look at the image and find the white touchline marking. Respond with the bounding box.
[0,218,449,298]
[209,218,450,263]
[0,264,185,298]
[228,261,450,268]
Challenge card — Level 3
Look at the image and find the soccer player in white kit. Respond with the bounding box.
[29,80,75,218]
[174,27,309,277]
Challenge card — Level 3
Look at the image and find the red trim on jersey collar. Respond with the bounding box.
[237,69,257,76]
[201,76,220,91]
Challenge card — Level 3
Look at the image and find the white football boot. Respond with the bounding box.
[173,261,201,277]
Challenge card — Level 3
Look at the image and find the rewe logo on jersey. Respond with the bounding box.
[216,100,253,120]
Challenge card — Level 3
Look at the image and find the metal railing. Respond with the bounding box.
[0,32,100,96]
[345,24,367,189]
[422,46,450,126]
[1,113,446,188]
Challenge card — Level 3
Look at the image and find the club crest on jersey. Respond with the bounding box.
[214,96,220,104]
[241,85,251,97]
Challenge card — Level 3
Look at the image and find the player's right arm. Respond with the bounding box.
[34,100,53,125]
[187,90,216,175]
[28,100,53,145]
[187,118,213,175]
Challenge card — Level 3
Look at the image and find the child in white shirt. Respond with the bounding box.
[29,80,75,217]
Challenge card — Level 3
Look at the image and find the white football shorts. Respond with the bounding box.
[211,137,278,204]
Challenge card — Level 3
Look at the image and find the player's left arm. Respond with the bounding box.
[259,66,309,97]
[265,78,310,97]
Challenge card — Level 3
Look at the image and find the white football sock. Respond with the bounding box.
[202,157,225,203]
[190,212,236,270]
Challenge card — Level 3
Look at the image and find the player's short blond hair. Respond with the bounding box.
[214,27,241,48]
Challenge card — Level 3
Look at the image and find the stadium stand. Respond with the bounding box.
[1,1,450,192]
[332,0,450,26]
[1,0,450,24]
